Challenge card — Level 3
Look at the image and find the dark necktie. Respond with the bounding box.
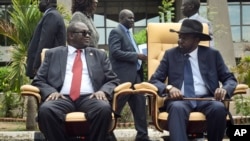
[70,50,82,101]
[184,54,196,108]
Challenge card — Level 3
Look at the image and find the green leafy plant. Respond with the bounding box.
[0,66,23,118]
[158,0,175,23]
[231,54,250,118]
[134,29,147,45]
[0,0,42,92]
[234,95,250,117]
[231,56,250,86]
[133,29,148,81]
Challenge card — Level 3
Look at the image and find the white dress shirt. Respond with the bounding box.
[181,47,209,96]
[60,46,94,95]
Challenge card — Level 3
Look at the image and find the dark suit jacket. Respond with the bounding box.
[149,46,237,98]
[26,7,66,78]
[108,24,143,83]
[32,46,120,102]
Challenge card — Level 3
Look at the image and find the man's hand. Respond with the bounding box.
[138,54,147,61]
[214,88,227,101]
[46,92,67,101]
[89,91,108,101]
[168,87,183,100]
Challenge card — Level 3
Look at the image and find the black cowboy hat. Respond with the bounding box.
[170,19,211,41]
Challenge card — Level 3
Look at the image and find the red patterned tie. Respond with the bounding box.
[70,49,82,101]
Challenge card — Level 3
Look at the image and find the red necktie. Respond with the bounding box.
[70,50,82,101]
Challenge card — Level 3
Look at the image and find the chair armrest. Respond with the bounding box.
[134,82,158,92]
[114,82,132,92]
[20,84,41,104]
[233,84,249,95]
[112,82,133,111]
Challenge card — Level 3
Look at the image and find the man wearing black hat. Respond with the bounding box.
[149,19,237,141]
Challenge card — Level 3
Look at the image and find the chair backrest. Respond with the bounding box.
[147,22,209,81]
[147,22,209,108]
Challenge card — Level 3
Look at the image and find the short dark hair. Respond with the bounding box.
[71,0,92,14]
[49,0,57,7]
[188,0,200,12]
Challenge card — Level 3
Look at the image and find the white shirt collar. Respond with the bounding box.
[189,13,199,19]
[67,45,84,54]
[188,47,198,59]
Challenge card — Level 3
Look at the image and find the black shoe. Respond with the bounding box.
[106,132,117,141]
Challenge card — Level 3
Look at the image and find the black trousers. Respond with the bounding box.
[165,99,227,141]
[115,74,149,140]
[38,95,112,141]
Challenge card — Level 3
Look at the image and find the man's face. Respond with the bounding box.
[178,33,198,54]
[92,0,98,12]
[181,0,194,17]
[39,0,49,13]
[120,11,134,29]
[70,23,90,49]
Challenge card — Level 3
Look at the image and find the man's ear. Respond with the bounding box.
[68,32,75,39]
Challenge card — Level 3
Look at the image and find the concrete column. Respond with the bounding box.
[207,0,236,67]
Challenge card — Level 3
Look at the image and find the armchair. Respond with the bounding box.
[135,22,249,139]
[20,49,134,140]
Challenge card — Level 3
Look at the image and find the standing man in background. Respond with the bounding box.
[26,0,66,79]
[179,0,214,47]
[108,9,151,141]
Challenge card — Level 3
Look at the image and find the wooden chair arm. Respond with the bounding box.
[112,82,133,111]
[134,82,158,92]
[233,84,248,95]
[20,84,41,104]
[114,82,132,92]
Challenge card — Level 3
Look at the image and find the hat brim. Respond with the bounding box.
[169,29,211,41]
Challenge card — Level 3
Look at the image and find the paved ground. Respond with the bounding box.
[0,129,231,141]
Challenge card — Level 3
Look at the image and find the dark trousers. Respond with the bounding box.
[38,95,112,141]
[165,99,227,141]
[115,74,149,140]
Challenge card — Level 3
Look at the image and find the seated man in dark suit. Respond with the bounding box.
[32,21,119,141]
[149,19,237,141]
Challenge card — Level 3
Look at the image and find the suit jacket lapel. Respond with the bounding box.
[60,47,68,82]
[117,25,136,52]
[198,47,212,92]
[85,48,94,79]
